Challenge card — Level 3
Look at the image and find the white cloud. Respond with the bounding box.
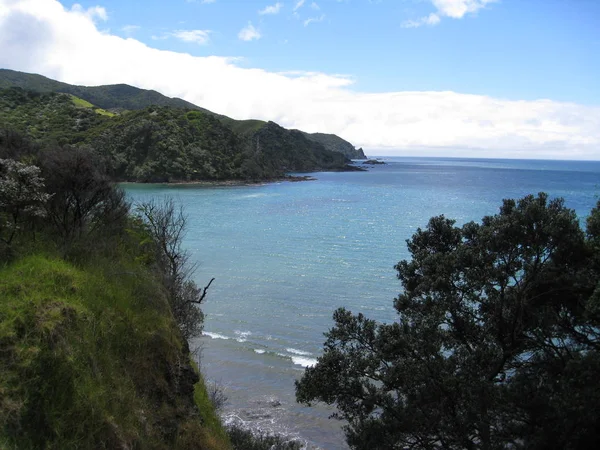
[402,13,440,28]
[259,2,283,15]
[310,2,320,10]
[0,0,599,160]
[406,0,497,28]
[171,29,211,45]
[304,14,325,26]
[238,22,261,41]
[122,24,140,34]
[70,3,107,21]
[432,0,497,19]
[293,0,305,12]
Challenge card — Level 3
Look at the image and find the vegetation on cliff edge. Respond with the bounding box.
[0,134,229,449]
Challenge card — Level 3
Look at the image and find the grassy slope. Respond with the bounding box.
[69,94,115,116]
[218,117,266,136]
[0,254,230,450]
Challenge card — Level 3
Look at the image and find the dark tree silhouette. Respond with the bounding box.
[296,193,600,450]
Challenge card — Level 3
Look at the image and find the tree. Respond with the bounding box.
[296,193,600,450]
[39,146,129,249]
[136,198,214,340]
[0,158,50,247]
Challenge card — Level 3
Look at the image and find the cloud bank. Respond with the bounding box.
[0,0,599,159]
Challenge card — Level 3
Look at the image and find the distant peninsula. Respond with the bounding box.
[0,69,367,183]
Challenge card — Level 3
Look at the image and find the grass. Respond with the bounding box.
[69,94,94,108]
[226,425,303,450]
[69,93,115,116]
[219,117,266,136]
[191,360,231,450]
[94,107,115,116]
[0,253,226,449]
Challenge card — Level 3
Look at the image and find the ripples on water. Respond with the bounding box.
[125,157,600,449]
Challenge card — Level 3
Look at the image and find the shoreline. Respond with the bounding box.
[118,164,366,187]
[118,175,318,187]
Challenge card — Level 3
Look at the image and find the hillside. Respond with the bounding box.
[302,132,366,159]
[0,256,230,450]
[0,69,364,162]
[0,133,233,448]
[0,68,208,113]
[0,86,360,182]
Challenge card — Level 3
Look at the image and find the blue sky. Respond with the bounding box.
[86,0,600,104]
[0,0,599,158]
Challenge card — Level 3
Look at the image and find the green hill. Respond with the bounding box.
[0,86,360,182]
[0,68,207,113]
[301,132,366,159]
[0,69,365,163]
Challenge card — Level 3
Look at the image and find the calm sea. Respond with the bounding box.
[124,156,600,449]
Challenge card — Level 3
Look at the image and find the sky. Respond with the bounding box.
[0,0,599,159]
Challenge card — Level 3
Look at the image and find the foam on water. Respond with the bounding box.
[234,330,252,342]
[291,356,318,368]
[286,348,311,356]
[203,331,230,340]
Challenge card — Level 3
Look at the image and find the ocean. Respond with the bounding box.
[124,156,600,449]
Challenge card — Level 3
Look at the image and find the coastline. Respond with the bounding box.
[118,174,318,187]
[116,163,366,187]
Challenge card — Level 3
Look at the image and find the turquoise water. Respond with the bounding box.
[124,157,600,449]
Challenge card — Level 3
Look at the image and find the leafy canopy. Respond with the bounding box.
[296,193,600,450]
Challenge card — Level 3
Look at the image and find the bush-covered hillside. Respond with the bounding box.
[302,132,366,159]
[0,86,359,182]
[0,68,205,112]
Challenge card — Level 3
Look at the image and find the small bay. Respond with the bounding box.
[124,156,600,449]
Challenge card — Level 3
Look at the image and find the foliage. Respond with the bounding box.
[0,137,225,449]
[0,69,205,112]
[0,254,208,449]
[0,158,50,247]
[136,198,212,340]
[39,146,129,250]
[242,121,352,178]
[0,88,109,145]
[296,193,600,450]
[226,425,303,450]
[191,361,231,448]
[302,131,367,159]
[0,71,360,182]
[218,117,267,136]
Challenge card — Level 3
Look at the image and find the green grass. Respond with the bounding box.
[191,360,231,450]
[0,254,226,449]
[94,107,116,116]
[69,93,115,116]
[219,117,266,136]
[69,94,94,108]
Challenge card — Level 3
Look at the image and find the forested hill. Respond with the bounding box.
[301,132,366,159]
[0,68,206,113]
[0,68,366,162]
[0,86,360,182]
